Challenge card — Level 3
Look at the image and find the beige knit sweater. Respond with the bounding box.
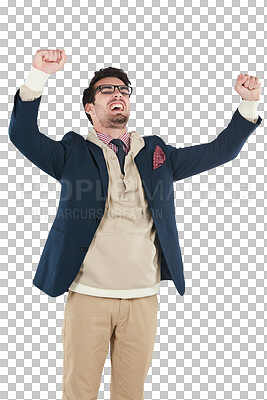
[18,66,260,299]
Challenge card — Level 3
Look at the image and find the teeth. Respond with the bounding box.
[110,103,124,111]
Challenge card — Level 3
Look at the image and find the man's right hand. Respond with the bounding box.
[32,49,67,75]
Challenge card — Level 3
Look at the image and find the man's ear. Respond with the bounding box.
[85,103,94,116]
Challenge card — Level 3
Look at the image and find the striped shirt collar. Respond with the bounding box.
[94,130,130,152]
[86,127,145,159]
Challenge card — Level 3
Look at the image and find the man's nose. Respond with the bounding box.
[113,87,122,96]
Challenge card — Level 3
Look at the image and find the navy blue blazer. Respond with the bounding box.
[8,89,262,297]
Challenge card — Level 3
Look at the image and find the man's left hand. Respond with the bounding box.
[234,74,261,101]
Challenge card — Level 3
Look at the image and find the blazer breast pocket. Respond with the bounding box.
[152,145,166,171]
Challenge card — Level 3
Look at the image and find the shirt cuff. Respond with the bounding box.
[24,65,51,91]
[238,99,260,123]
[19,84,43,102]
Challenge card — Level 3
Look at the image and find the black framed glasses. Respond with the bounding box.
[93,84,133,97]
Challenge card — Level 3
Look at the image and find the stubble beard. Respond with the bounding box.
[101,113,129,129]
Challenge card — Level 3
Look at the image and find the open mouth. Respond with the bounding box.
[111,109,123,113]
[109,103,124,112]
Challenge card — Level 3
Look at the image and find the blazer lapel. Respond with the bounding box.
[85,140,109,198]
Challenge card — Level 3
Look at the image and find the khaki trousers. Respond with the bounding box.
[61,290,158,400]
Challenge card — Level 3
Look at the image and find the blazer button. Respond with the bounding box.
[80,246,87,251]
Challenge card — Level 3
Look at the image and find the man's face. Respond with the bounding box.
[85,77,131,130]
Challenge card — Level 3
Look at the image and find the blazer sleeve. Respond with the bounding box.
[8,88,76,182]
[166,107,262,182]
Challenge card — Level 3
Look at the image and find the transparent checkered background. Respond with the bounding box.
[2,0,266,399]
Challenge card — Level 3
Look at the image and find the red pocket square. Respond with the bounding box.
[153,145,166,170]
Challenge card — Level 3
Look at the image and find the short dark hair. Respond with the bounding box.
[82,66,131,126]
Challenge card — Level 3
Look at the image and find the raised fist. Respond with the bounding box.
[32,49,67,75]
[234,73,261,101]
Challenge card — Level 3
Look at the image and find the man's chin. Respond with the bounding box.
[109,115,129,124]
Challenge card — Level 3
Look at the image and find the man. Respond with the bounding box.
[8,49,262,400]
